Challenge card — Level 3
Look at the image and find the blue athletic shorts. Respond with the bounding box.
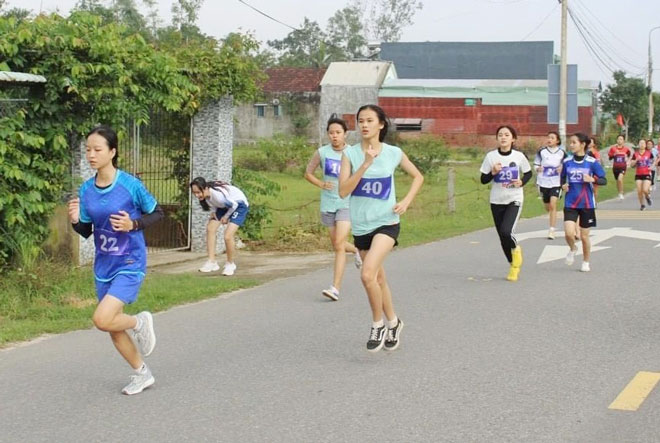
[95,273,145,304]
[215,202,249,227]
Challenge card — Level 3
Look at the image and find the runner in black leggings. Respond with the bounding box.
[480,125,533,282]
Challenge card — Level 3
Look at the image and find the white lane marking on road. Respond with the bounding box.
[517,228,660,264]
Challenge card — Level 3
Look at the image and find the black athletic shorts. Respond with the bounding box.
[635,174,652,181]
[564,207,596,228]
[539,186,562,203]
[353,223,400,251]
[613,168,626,180]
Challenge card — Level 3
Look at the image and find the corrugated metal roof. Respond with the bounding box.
[379,78,599,106]
[379,41,553,80]
[320,61,396,87]
[0,71,47,84]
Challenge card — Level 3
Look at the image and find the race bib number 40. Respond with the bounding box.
[568,167,591,184]
[324,158,341,178]
[493,166,519,184]
[352,176,392,200]
[94,228,129,255]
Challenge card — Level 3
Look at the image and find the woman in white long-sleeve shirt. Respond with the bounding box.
[190,177,250,276]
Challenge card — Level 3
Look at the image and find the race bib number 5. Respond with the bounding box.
[352,176,392,200]
[324,158,341,178]
[493,166,519,184]
[94,228,129,255]
[568,167,590,184]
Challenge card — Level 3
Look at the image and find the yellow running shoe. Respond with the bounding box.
[511,246,523,267]
[506,264,520,282]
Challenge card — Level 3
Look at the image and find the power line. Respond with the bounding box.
[520,2,559,41]
[571,0,644,58]
[569,0,644,71]
[568,5,645,78]
[237,0,298,31]
[567,6,617,77]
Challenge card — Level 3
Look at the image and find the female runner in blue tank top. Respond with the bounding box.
[304,115,362,301]
[68,125,163,395]
[339,105,424,352]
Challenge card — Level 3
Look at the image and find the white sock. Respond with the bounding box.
[133,315,143,331]
[387,316,399,329]
[135,363,148,375]
[549,227,555,231]
[372,320,384,329]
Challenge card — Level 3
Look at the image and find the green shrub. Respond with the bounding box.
[399,135,450,174]
[232,166,281,240]
[234,135,315,173]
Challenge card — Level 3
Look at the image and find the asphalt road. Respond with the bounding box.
[2,191,660,443]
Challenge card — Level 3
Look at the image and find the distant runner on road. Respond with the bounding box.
[561,133,607,273]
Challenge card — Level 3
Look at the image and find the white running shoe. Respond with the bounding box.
[222,262,237,276]
[354,253,363,269]
[121,369,155,395]
[321,286,339,301]
[618,194,624,200]
[199,260,220,273]
[565,248,577,266]
[547,229,555,240]
[580,262,591,272]
[134,312,156,357]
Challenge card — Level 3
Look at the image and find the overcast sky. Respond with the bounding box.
[7,0,660,91]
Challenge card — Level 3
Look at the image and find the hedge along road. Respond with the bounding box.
[1,192,660,442]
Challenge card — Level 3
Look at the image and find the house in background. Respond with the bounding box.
[233,67,325,144]
[318,61,396,145]
[379,41,554,80]
[371,41,599,146]
[378,78,600,146]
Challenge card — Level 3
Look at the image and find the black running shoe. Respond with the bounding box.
[646,196,653,206]
[384,319,404,351]
[366,324,387,352]
[641,205,646,211]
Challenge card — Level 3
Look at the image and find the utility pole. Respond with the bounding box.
[649,27,660,137]
[559,0,568,141]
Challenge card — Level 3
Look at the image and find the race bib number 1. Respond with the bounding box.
[352,176,392,200]
[94,228,129,255]
[493,166,519,184]
[324,158,341,178]
[568,167,591,184]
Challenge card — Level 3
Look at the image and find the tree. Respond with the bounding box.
[267,18,331,67]
[356,0,423,42]
[171,0,204,39]
[326,6,367,59]
[600,71,648,140]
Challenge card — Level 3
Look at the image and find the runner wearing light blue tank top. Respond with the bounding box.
[338,104,424,353]
[343,143,402,236]
[304,116,362,301]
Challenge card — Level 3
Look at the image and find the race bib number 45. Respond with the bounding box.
[352,176,392,200]
[493,166,519,184]
[568,167,591,184]
[94,228,129,255]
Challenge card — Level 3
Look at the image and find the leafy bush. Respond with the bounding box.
[234,135,315,173]
[399,135,450,174]
[232,167,281,240]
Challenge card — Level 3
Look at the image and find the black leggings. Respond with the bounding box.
[490,203,522,263]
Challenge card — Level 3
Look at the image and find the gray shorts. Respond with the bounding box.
[320,208,350,227]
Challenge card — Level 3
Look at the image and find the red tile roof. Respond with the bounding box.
[263,67,326,93]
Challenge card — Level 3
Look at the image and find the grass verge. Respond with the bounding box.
[0,263,259,348]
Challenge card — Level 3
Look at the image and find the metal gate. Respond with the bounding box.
[120,109,192,253]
